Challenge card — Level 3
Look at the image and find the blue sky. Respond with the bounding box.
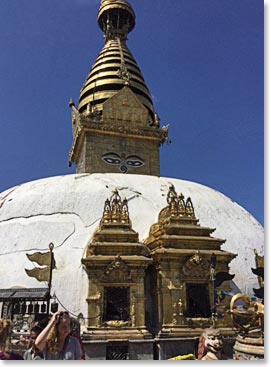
[0,0,264,225]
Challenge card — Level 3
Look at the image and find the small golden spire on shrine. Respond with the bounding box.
[102,198,111,222]
[167,184,178,216]
[101,189,130,225]
[185,197,195,217]
[177,193,186,216]
[121,198,129,223]
[165,186,196,218]
[111,189,121,222]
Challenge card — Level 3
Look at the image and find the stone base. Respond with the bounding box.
[83,338,155,360]
[158,326,236,338]
[154,337,197,360]
[82,331,236,360]
[83,326,152,341]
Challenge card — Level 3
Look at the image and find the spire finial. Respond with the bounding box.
[98,0,135,41]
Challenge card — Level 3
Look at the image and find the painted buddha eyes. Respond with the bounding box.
[102,153,144,172]
[126,155,144,167]
[102,153,121,165]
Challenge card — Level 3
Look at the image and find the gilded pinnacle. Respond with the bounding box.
[98,0,135,37]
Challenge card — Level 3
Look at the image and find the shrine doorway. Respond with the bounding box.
[103,287,130,322]
[186,284,211,318]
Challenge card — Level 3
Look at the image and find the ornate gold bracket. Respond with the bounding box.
[230,293,264,334]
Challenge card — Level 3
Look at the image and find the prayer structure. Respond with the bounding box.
[0,0,264,360]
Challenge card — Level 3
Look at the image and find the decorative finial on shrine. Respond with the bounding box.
[101,189,130,224]
[166,185,195,218]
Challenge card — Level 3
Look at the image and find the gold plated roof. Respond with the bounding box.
[78,0,155,122]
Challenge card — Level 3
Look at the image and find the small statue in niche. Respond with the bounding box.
[178,298,184,316]
[185,197,194,217]
[111,190,121,222]
[177,194,186,216]
[190,251,203,265]
[120,198,129,223]
[103,199,111,223]
[167,184,177,216]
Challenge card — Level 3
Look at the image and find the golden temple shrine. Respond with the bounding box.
[0,0,264,361]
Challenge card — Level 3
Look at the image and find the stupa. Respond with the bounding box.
[0,0,264,360]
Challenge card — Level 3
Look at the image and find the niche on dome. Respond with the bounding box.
[185,284,211,318]
[103,287,130,322]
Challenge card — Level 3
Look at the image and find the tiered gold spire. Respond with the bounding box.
[78,0,155,122]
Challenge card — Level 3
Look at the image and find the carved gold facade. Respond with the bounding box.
[144,184,236,337]
[81,190,152,340]
[82,185,237,344]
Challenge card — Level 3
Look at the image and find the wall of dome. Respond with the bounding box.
[0,173,263,318]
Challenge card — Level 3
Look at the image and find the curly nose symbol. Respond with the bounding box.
[120,164,128,173]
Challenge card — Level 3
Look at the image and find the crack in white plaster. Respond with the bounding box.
[74,174,90,180]
[0,185,21,209]
[85,217,101,228]
[54,224,76,249]
[0,224,76,257]
[116,186,142,196]
[0,212,84,225]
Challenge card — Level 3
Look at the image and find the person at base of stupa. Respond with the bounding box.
[23,325,44,360]
[35,311,82,360]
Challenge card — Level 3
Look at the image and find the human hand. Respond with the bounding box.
[50,311,62,324]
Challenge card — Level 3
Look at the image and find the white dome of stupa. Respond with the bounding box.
[0,173,263,318]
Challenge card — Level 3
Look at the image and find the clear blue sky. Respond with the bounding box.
[0,0,264,225]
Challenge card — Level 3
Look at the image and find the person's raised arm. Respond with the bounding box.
[34,312,60,351]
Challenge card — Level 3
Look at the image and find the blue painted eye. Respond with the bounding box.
[103,157,121,164]
[126,160,143,166]
[102,153,121,165]
[125,155,144,167]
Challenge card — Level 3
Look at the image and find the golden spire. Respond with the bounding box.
[69,0,169,176]
[98,0,135,40]
[78,0,154,121]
